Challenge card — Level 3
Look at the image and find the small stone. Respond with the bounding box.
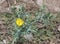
[58,25,60,31]
[24,33,33,41]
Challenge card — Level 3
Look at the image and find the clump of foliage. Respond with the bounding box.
[5,5,57,44]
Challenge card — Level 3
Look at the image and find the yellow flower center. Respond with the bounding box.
[16,18,24,26]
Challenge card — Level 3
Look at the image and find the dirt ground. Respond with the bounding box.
[1,0,60,13]
[0,0,60,44]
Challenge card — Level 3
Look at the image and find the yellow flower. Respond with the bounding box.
[16,18,24,26]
